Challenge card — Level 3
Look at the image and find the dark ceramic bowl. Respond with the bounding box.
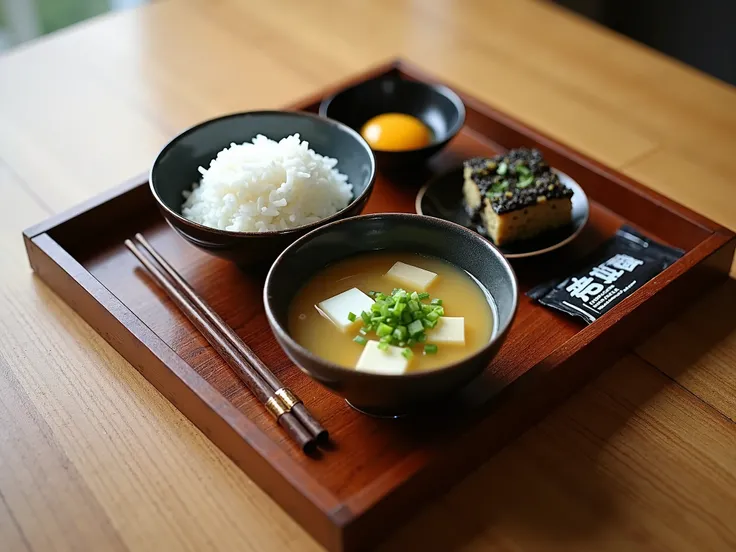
[150,111,376,265]
[319,76,465,170]
[264,213,518,416]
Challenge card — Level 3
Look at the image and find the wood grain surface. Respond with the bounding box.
[1,0,735,551]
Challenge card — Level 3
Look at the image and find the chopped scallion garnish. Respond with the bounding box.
[353,287,445,355]
[515,163,531,176]
[376,323,393,337]
[422,318,437,329]
[424,344,438,355]
[407,319,424,337]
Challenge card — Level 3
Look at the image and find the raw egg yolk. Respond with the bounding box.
[360,113,432,151]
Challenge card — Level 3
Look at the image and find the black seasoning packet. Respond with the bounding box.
[527,226,684,324]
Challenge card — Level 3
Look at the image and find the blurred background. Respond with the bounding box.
[1,0,734,86]
[0,0,144,50]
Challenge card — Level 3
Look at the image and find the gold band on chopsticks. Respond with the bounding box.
[274,387,302,410]
[265,395,288,419]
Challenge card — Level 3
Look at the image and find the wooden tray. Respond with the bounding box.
[23,60,735,552]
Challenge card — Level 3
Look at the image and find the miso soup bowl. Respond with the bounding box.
[264,213,518,416]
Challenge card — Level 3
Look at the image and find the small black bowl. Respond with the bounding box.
[319,76,465,170]
[263,213,518,416]
[150,111,376,266]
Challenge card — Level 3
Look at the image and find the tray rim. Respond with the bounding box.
[22,58,736,551]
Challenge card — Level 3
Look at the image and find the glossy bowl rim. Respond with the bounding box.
[149,110,377,239]
[318,79,466,154]
[263,212,519,380]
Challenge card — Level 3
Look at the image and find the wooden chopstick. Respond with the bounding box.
[132,233,328,443]
[124,239,317,454]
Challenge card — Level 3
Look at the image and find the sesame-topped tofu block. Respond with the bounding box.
[463,149,573,246]
[356,340,411,375]
[385,261,437,291]
[316,287,374,332]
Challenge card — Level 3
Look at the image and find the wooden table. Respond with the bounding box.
[1,1,735,550]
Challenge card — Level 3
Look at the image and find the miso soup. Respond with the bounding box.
[288,252,495,373]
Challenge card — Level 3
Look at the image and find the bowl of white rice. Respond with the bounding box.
[150,111,376,265]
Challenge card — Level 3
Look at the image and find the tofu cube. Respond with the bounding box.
[356,340,410,375]
[316,288,374,332]
[385,261,437,291]
[427,317,465,345]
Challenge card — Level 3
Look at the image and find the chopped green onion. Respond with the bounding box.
[407,319,424,337]
[517,175,534,188]
[424,344,438,355]
[515,164,531,176]
[497,162,508,175]
[352,288,447,356]
[490,180,509,195]
[393,325,408,341]
[376,323,393,337]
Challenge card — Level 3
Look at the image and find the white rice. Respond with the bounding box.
[181,134,353,232]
